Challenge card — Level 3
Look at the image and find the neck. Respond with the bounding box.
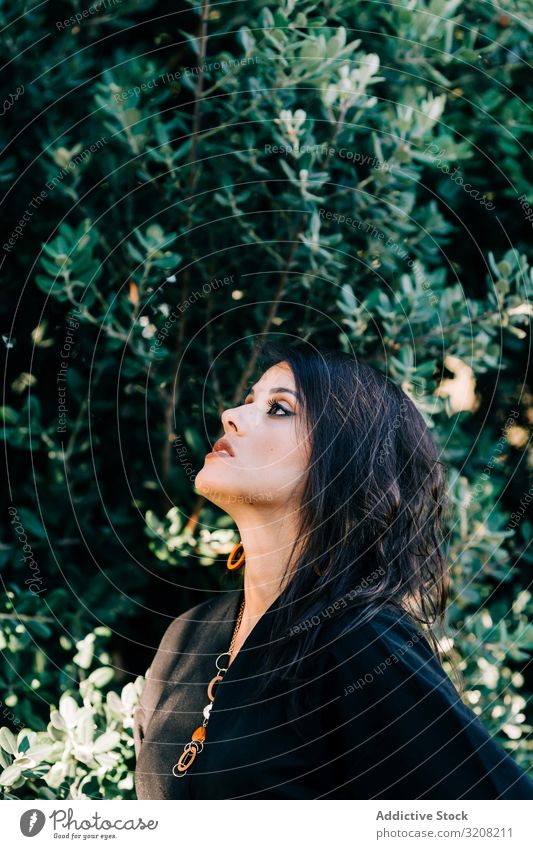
[232,506,302,624]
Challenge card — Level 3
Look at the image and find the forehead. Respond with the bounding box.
[253,361,294,389]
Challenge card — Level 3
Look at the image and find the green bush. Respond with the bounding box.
[1,0,532,797]
[0,663,142,799]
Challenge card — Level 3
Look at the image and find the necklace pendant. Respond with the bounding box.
[173,745,197,776]
[207,673,223,701]
[172,598,245,780]
[192,725,206,742]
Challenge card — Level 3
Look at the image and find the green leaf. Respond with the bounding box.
[18,735,30,754]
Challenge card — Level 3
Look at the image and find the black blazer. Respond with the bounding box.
[134,588,533,800]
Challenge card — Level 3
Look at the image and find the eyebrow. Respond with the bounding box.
[247,385,301,403]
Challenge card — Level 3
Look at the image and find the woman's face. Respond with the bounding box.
[194,361,311,513]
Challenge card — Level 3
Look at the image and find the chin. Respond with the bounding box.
[194,463,277,506]
[194,466,232,501]
[195,470,264,509]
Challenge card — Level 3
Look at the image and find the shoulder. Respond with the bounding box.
[313,605,456,726]
[320,603,431,648]
[148,591,235,670]
[318,604,448,689]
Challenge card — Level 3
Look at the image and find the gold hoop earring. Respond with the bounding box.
[227,542,245,570]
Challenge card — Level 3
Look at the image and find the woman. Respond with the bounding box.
[134,341,533,800]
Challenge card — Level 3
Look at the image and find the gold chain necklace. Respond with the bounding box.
[172,597,246,778]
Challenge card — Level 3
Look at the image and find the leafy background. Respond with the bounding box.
[1,0,532,798]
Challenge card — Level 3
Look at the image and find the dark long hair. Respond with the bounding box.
[235,340,453,701]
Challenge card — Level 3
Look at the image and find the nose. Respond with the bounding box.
[221,396,263,433]
[221,405,240,433]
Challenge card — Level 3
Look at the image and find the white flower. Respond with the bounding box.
[273,109,307,153]
[421,93,446,123]
[366,53,380,78]
[293,109,306,129]
[323,54,381,108]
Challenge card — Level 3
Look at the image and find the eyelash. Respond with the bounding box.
[266,398,292,416]
[240,396,292,416]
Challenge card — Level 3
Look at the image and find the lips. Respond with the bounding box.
[211,437,235,457]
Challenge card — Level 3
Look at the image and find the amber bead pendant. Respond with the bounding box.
[172,709,210,778]
[172,726,206,777]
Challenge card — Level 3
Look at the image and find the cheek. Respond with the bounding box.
[263,432,309,474]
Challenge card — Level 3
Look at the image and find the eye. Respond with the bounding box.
[266,398,292,416]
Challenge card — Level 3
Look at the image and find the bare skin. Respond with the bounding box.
[194,360,311,662]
